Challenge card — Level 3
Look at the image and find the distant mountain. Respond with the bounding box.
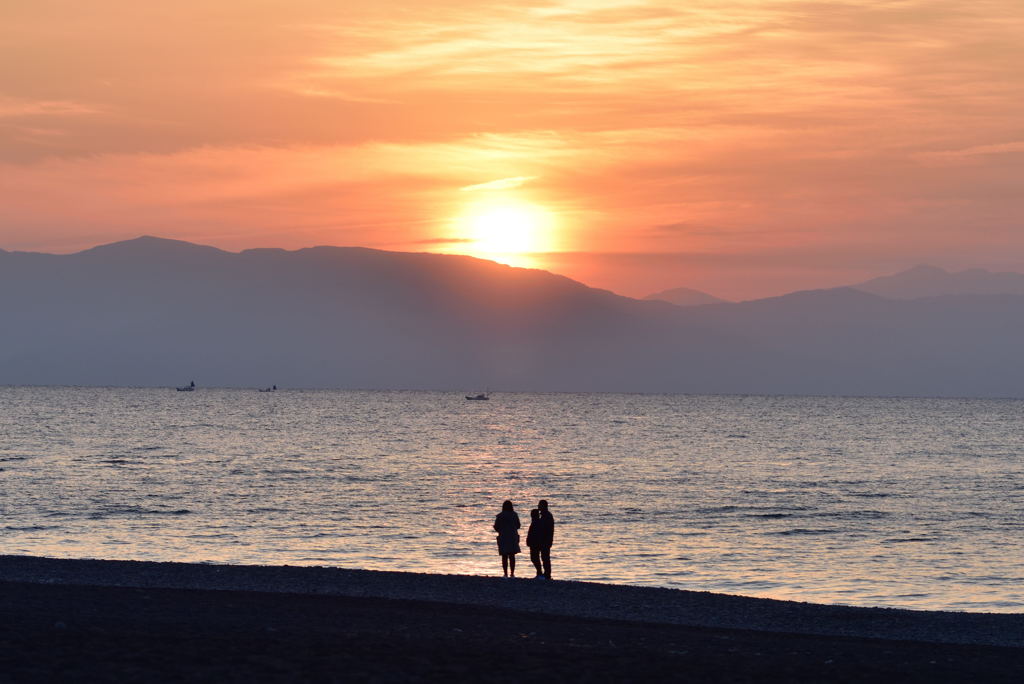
[680,286,1024,397]
[0,236,752,392]
[5,237,1024,397]
[853,264,1024,299]
[644,286,728,307]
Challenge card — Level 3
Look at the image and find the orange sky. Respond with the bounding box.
[2,1,1023,300]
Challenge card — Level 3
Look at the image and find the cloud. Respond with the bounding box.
[411,237,474,245]
[459,176,536,192]
[0,97,99,118]
[922,141,1024,160]
[2,1,1024,299]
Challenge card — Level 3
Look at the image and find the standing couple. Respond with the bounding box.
[493,499,554,579]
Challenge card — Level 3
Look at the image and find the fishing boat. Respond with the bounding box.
[176,380,196,392]
[465,392,489,400]
[258,385,278,393]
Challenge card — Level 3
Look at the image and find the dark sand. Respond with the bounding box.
[1,556,1022,682]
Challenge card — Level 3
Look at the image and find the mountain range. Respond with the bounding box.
[645,264,1024,307]
[851,264,1024,300]
[644,286,729,307]
[4,236,1024,397]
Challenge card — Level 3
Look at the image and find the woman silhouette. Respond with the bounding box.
[493,500,521,577]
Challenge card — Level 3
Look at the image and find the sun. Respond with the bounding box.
[458,200,554,266]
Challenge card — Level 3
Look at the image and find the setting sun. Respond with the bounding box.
[458,200,555,266]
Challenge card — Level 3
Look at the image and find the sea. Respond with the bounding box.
[1,386,1022,613]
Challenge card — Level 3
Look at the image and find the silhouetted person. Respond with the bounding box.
[526,508,544,578]
[493,500,521,577]
[533,499,554,579]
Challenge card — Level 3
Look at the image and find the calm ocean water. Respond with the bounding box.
[1,386,1022,612]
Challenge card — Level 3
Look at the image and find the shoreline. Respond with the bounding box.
[2,555,1021,647]
[2,555,1023,682]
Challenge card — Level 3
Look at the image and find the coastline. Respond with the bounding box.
[2,555,1022,682]
[2,555,1022,647]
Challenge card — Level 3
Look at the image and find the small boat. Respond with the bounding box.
[176,380,196,392]
[465,392,489,400]
[259,385,278,393]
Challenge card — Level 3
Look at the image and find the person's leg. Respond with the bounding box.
[541,547,551,579]
[501,554,509,577]
[509,554,516,577]
[530,547,542,576]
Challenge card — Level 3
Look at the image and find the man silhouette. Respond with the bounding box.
[532,499,554,579]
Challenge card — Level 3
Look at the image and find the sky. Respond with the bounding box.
[2,0,1023,300]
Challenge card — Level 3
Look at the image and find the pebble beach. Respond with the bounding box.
[2,555,1022,682]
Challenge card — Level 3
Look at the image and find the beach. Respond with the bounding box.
[1,556,1022,682]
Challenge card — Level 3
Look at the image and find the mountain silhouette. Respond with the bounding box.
[644,286,728,307]
[681,286,1024,397]
[0,237,758,392]
[5,238,1024,397]
[852,264,1024,299]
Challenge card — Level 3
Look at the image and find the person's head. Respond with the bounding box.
[502,500,514,512]
[530,508,539,520]
[538,499,548,511]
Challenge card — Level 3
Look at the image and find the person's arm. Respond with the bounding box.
[542,515,554,544]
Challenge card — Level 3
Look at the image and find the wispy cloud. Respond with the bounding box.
[922,141,1024,159]
[412,237,474,245]
[460,176,536,192]
[0,97,98,118]
[2,1,1024,298]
